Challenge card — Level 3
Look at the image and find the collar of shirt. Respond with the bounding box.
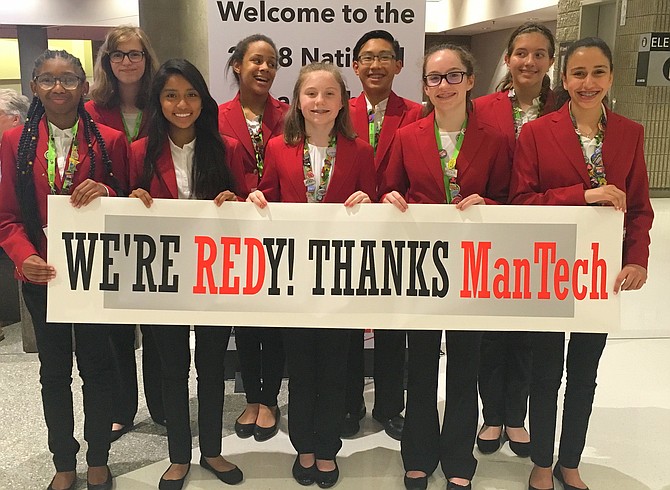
[508,88,542,121]
[48,121,76,177]
[168,136,196,199]
[365,95,389,120]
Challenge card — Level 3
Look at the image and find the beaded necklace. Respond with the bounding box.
[302,136,336,203]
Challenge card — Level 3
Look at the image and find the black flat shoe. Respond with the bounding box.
[234,412,255,439]
[200,456,243,485]
[159,463,190,490]
[254,406,280,442]
[316,460,339,489]
[87,466,112,490]
[110,423,134,443]
[553,465,589,490]
[403,473,428,490]
[46,473,77,490]
[476,425,502,454]
[372,411,404,441]
[292,456,316,486]
[447,481,471,490]
[505,426,531,457]
[341,402,366,438]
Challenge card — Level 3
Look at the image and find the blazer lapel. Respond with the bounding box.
[262,96,284,141]
[286,142,307,201]
[225,94,255,160]
[325,137,355,201]
[456,113,485,183]
[156,141,179,199]
[375,92,403,169]
[550,106,591,187]
[349,93,368,140]
[415,113,445,194]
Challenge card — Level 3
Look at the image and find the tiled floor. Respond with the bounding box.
[1,199,669,490]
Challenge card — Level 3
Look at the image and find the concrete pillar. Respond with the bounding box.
[17,26,48,97]
[138,0,210,82]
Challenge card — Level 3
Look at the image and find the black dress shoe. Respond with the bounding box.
[234,412,255,439]
[553,465,589,490]
[341,402,366,438]
[292,456,316,486]
[315,460,339,489]
[447,481,471,490]
[476,425,502,454]
[372,411,404,441]
[46,474,77,490]
[110,422,134,442]
[87,466,112,490]
[159,463,190,490]
[528,472,554,490]
[403,474,428,490]
[505,426,531,457]
[200,456,243,485]
[254,406,280,442]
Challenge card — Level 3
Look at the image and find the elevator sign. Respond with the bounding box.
[636,32,670,86]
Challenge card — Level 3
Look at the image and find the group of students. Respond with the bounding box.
[0,21,653,490]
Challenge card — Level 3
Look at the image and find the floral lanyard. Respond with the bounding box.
[509,89,543,139]
[434,117,467,203]
[246,113,265,177]
[46,120,80,195]
[569,103,608,188]
[302,136,336,203]
[121,111,142,143]
[368,107,382,154]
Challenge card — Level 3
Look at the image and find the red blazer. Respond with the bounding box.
[85,100,148,141]
[379,110,510,205]
[218,92,289,195]
[0,117,129,277]
[348,91,422,181]
[473,89,556,161]
[257,135,376,203]
[129,135,246,199]
[510,104,654,269]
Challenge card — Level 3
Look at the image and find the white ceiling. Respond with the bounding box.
[438,5,558,35]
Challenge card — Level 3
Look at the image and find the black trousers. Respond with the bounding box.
[478,331,531,427]
[529,332,606,469]
[152,325,232,463]
[402,330,482,480]
[22,282,113,471]
[345,329,406,418]
[234,326,285,407]
[284,328,349,460]
[108,325,164,425]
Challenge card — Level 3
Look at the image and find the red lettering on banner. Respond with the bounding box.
[493,258,511,299]
[220,237,241,294]
[243,238,265,295]
[193,236,218,294]
[590,243,608,299]
[461,241,492,298]
[534,242,556,300]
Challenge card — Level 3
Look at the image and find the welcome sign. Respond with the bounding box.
[47,197,623,332]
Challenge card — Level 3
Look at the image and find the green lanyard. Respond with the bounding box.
[434,116,467,203]
[46,120,80,195]
[368,108,381,154]
[121,111,142,143]
[302,136,336,203]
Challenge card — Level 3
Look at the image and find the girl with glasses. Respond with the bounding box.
[0,49,128,490]
[87,25,164,441]
[379,44,509,490]
[472,22,557,459]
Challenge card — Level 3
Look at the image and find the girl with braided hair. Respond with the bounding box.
[472,22,556,458]
[0,49,128,490]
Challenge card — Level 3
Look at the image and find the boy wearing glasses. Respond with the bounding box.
[343,30,422,441]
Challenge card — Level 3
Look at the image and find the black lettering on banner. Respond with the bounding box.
[374,2,415,23]
[159,235,180,293]
[309,239,330,295]
[263,237,287,296]
[62,232,98,290]
[381,240,404,295]
[431,241,449,297]
[356,240,379,296]
[217,1,336,23]
[133,234,157,292]
[99,233,120,291]
[331,240,355,296]
[407,240,430,297]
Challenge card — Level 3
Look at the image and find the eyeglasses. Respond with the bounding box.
[109,50,145,63]
[423,71,468,87]
[33,74,82,91]
[357,53,396,65]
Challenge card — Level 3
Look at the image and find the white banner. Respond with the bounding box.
[46,197,624,332]
[206,0,426,104]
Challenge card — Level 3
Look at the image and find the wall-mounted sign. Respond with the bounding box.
[636,32,670,87]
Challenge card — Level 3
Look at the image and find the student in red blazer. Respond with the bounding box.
[129,59,244,490]
[379,44,508,490]
[86,25,164,440]
[510,38,653,490]
[218,34,289,444]
[343,30,423,440]
[471,22,557,458]
[0,49,128,490]
[248,62,375,489]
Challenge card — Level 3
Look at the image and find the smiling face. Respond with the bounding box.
[160,74,202,133]
[562,46,613,113]
[423,49,474,114]
[352,38,401,99]
[30,57,88,123]
[234,40,278,97]
[110,36,146,86]
[505,32,554,91]
[298,70,343,134]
